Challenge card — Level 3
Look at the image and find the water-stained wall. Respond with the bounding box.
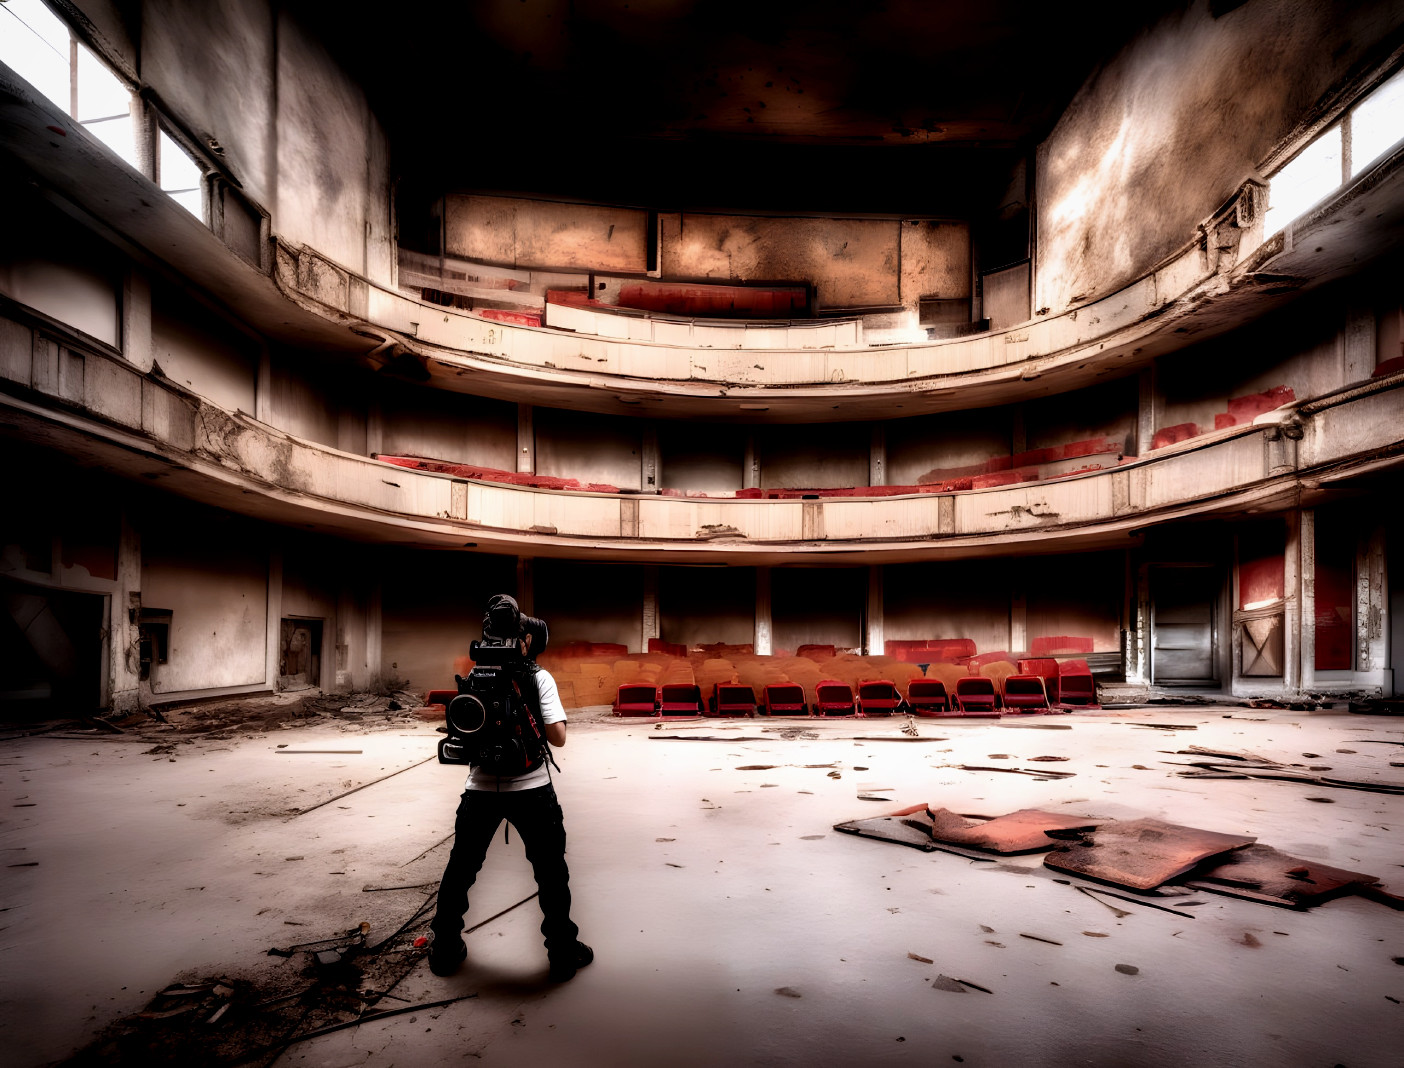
[1036,0,1404,314]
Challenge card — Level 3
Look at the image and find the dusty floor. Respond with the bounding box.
[1,700,1402,1067]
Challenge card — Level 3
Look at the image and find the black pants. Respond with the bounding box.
[431,784,579,955]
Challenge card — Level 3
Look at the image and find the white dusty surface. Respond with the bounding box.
[2,708,1402,1067]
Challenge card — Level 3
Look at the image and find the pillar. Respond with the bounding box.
[642,564,660,652]
[755,566,772,655]
[865,565,884,655]
[869,424,886,487]
[743,431,761,490]
[517,403,535,473]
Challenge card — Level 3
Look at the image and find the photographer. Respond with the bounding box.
[428,594,593,982]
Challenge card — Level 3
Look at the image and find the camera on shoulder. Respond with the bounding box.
[437,637,546,774]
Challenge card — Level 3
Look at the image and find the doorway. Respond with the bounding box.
[1150,565,1220,686]
[2,578,106,720]
[279,617,323,691]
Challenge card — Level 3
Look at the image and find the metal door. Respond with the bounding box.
[1150,565,1219,685]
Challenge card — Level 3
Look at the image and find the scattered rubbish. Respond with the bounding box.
[978,925,995,933]
[987,754,1011,760]
[1082,931,1110,937]
[1114,964,1140,975]
[1045,818,1256,890]
[984,940,1005,947]
[1235,933,1262,947]
[1019,933,1062,945]
[953,764,1076,779]
[858,795,893,802]
[952,977,994,994]
[1180,745,1282,765]
[1168,761,1404,795]
[275,749,363,755]
[1027,756,1070,762]
[361,882,436,893]
[1305,797,1336,803]
[800,835,826,840]
[736,765,776,770]
[908,952,934,964]
[775,987,803,998]
[998,723,1072,729]
[1185,845,1380,908]
[931,975,966,993]
[828,771,842,779]
[656,838,675,842]
[1130,723,1198,730]
[1075,885,1198,918]
[665,862,684,868]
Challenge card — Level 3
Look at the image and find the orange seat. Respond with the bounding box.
[708,683,756,717]
[856,680,902,716]
[761,683,807,716]
[953,676,1001,715]
[814,680,857,716]
[906,678,951,716]
[612,683,659,717]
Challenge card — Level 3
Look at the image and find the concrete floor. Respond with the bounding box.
[2,705,1402,1067]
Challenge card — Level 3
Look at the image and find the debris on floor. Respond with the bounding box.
[1185,845,1381,908]
[1043,818,1257,890]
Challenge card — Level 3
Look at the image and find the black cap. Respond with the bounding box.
[483,594,521,639]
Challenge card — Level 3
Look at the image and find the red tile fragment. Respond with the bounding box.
[1043,818,1256,890]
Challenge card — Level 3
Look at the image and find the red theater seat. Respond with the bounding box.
[906,679,950,717]
[856,680,903,716]
[761,684,807,716]
[1056,659,1098,708]
[814,680,857,716]
[709,683,757,717]
[658,683,704,716]
[953,676,1001,715]
[1001,675,1050,712]
[612,684,659,717]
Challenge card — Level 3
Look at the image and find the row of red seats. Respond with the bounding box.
[611,660,1097,719]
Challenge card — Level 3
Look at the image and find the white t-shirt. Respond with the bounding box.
[465,666,565,792]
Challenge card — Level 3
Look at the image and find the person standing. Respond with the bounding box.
[428,594,592,982]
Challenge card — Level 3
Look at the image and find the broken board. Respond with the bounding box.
[1044,817,1256,891]
[1183,844,1380,908]
[925,807,1104,854]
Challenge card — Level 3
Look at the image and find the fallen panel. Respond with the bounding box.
[834,816,1016,860]
[1183,844,1380,908]
[1044,818,1256,891]
[926,807,1104,854]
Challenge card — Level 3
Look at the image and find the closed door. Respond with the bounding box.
[1151,566,1218,685]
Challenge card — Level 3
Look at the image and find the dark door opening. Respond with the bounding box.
[279,617,323,691]
[2,578,105,720]
[1151,565,1219,686]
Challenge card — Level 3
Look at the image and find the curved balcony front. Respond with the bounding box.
[3,312,1400,565]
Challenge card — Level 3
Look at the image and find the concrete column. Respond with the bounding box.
[1010,581,1028,654]
[864,565,884,655]
[1360,524,1390,690]
[754,567,772,655]
[642,425,660,492]
[1283,510,1302,693]
[266,548,283,692]
[129,93,158,183]
[111,512,142,712]
[1342,304,1375,386]
[517,404,535,473]
[516,557,535,618]
[869,424,886,487]
[365,398,383,456]
[1137,366,1157,457]
[1300,509,1318,691]
[121,269,152,372]
[642,565,660,652]
[743,431,761,490]
[254,342,272,424]
[365,577,383,692]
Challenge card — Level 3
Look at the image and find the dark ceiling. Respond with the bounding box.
[294,0,1178,215]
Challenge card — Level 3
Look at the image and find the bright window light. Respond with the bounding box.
[75,43,136,167]
[0,0,70,109]
[159,129,204,217]
[1265,125,1342,235]
[1350,66,1404,177]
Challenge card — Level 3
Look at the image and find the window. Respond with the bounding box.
[1,0,207,218]
[1266,64,1404,235]
[159,129,204,217]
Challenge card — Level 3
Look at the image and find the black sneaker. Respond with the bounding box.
[428,934,467,977]
[548,941,594,983]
